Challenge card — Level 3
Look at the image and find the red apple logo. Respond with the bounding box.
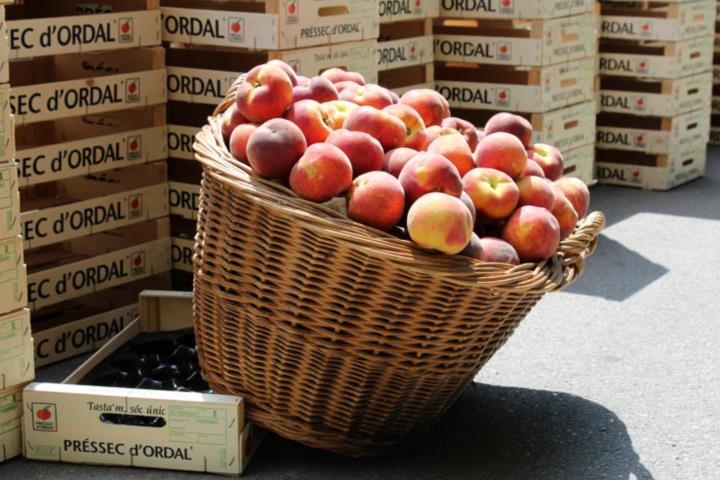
[415,0,421,6]
[547,31,552,38]
[499,45,508,54]
[410,46,417,54]
[498,91,507,100]
[636,98,644,106]
[128,82,137,94]
[633,170,640,178]
[636,135,644,143]
[641,23,650,32]
[37,408,51,421]
[548,125,553,133]
[133,255,143,267]
[288,4,296,14]
[639,61,647,69]
[231,22,241,33]
[129,140,138,151]
[130,199,140,210]
[121,22,130,34]
[502,0,511,6]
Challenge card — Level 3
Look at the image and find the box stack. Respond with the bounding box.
[596,0,714,190]
[377,0,437,95]
[435,0,599,184]
[0,0,33,464]
[6,0,172,369]
[161,0,379,289]
[711,2,720,144]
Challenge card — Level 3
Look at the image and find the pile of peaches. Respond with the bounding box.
[221,61,590,264]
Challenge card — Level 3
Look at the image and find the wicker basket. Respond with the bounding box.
[192,82,606,457]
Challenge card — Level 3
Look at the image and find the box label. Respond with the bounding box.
[168,125,198,161]
[167,67,238,105]
[379,0,438,23]
[439,0,595,19]
[172,237,194,273]
[378,35,432,70]
[169,182,200,221]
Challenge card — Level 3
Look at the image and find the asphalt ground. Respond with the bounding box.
[3,149,719,479]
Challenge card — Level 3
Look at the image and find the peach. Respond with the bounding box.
[340,83,394,109]
[289,143,353,202]
[407,192,473,255]
[321,100,358,128]
[554,176,590,218]
[228,123,257,163]
[399,152,462,206]
[347,171,405,231]
[333,80,362,93]
[427,134,475,177]
[442,117,480,151]
[267,59,298,86]
[522,159,546,178]
[529,144,564,181]
[286,99,335,145]
[517,176,555,210]
[292,76,339,104]
[502,206,560,262]
[474,132,528,179]
[321,68,366,85]
[399,89,449,127]
[462,167,519,221]
[462,235,519,265]
[343,106,406,151]
[383,104,429,150]
[551,192,579,239]
[296,75,310,86]
[235,64,293,123]
[246,118,307,178]
[221,104,247,140]
[384,147,418,177]
[389,90,400,104]
[484,112,533,149]
[460,191,477,224]
[424,125,461,148]
[325,129,384,177]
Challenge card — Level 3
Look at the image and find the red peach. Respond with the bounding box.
[522,159,547,178]
[474,132,528,179]
[340,83,394,109]
[286,99,335,145]
[389,90,400,104]
[551,192,579,239]
[246,118,307,178]
[399,89,450,127]
[321,68,366,85]
[407,192,474,255]
[517,176,556,210]
[529,144,564,181]
[333,80,362,93]
[235,64,293,123]
[267,59,298,86]
[502,206,560,262]
[221,104,247,140]
[462,167,520,221]
[384,147,418,177]
[343,106,406,151]
[427,134,476,177]
[398,151,462,206]
[462,235,519,265]
[228,123,257,163]
[292,76,339,104]
[289,143,353,201]
[296,75,310,86]
[442,117,480,151]
[383,104,429,150]
[347,171,405,231]
[320,100,358,128]
[484,112,534,149]
[554,176,590,218]
[325,129,384,177]
[424,125,461,148]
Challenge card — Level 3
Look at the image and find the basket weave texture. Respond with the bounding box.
[192,80,606,457]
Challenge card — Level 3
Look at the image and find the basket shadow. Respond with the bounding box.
[247,383,654,480]
[564,234,668,301]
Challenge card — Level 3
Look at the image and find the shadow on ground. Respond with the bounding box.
[248,383,654,480]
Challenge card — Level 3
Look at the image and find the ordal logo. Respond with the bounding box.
[131,251,146,275]
[118,18,134,42]
[634,133,646,147]
[127,135,142,160]
[497,42,511,60]
[128,194,143,218]
[286,0,299,24]
[125,78,140,103]
[640,22,652,36]
[636,59,648,73]
[499,0,514,13]
[32,403,58,432]
[408,42,419,60]
[496,88,510,106]
[414,0,423,14]
[228,17,245,42]
[633,96,647,111]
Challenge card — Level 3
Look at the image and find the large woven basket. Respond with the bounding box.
[192,81,605,457]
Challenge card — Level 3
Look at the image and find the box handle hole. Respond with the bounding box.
[100,413,166,428]
[318,6,350,17]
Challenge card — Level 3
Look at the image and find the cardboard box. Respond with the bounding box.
[168,124,198,160]
[169,181,200,221]
[434,13,599,66]
[0,309,33,391]
[171,237,194,274]
[439,0,596,20]
[0,7,9,84]
[379,62,433,95]
[24,290,263,476]
[161,0,378,51]
[0,236,26,317]
[600,0,714,42]
[7,8,161,59]
[435,57,596,113]
[596,108,710,155]
[15,106,167,187]
[0,384,23,464]
[563,143,595,186]
[599,35,714,79]
[10,47,166,125]
[599,71,712,116]
[0,85,14,164]
[378,19,432,71]
[0,162,20,240]
[379,0,438,23]
[596,145,706,190]
[26,219,171,310]
[454,100,597,152]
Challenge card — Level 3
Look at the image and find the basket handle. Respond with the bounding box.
[547,211,606,292]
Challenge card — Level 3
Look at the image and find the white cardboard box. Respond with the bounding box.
[0,384,23,464]
[563,143,595,186]
[24,290,263,476]
[168,124,197,161]
[379,35,433,71]
[0,162,20,240]
[379,0,438,23]
[0,85,14,164]
[171,237,194,274]
[169,181,200,221]
[439,0,596,20]
[0,309,33,391]
[0,236,26,316]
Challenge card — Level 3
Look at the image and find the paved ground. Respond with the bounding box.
[4,150,720,479]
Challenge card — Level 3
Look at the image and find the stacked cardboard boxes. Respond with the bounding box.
[596,0,714,189]
[161,0,379,289]
[6,0,172,369]
[378,0,437,95]
[435,0,599,184]
[711,1,720,144]
[0,0,33,464]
